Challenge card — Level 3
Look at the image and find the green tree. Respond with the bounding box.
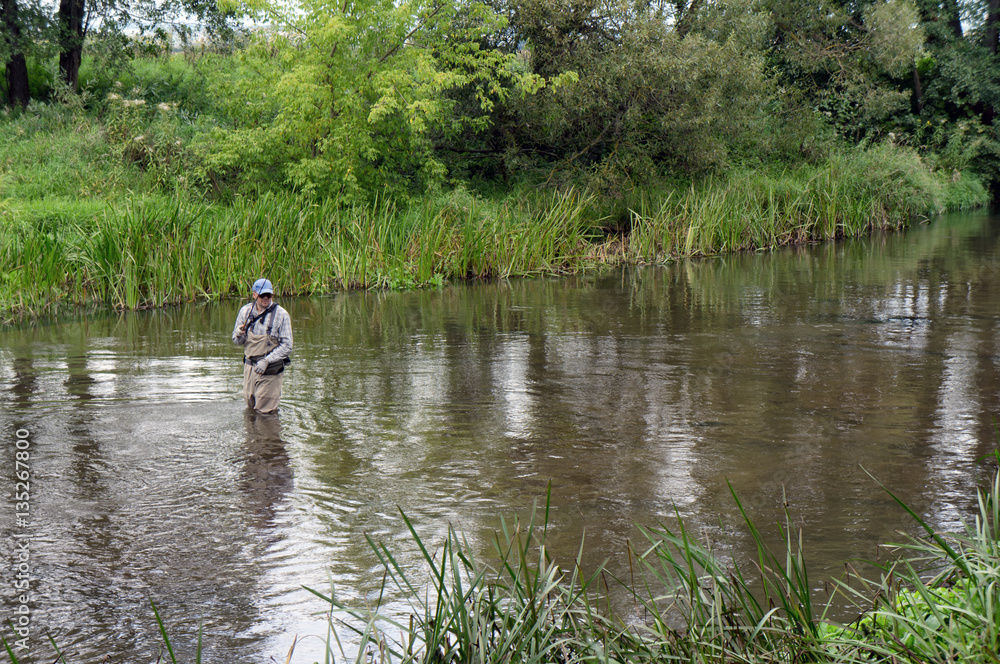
[51,0,240,92]
[900,0,1000,191]
[200,0,547,199]
[764,0,925,140]
[486,0,772,187]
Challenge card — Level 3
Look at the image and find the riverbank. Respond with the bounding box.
[0,110,990,324]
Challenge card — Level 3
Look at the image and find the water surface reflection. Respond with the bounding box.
[2,211,1000,661]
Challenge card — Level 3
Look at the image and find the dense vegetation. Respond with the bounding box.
[1,0,997,322]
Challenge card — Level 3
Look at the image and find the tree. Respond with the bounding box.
[199,0,547,199]
[895,0,1000,192]
[763,0,925,139]
[485,0,772,184]
[52,0,241,92]
[57,0,85,90]
[2,0,30,107]
[968,0,1000,124]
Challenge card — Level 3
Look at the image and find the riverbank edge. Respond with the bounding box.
[0,144,990,325]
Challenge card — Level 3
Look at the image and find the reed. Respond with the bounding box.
[307,465,1000,664]
[0,140,990,324]
[308,490,615,664]
[0,187,600,322]
[619,485,835,664]
[625,145,988,262]
[822,463,1000,663]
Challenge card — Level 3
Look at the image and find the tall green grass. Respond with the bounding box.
[0,188,599,322]
[305,465,1000,664]
[822,467,1000,662]
[626,144,990,261]
[0,100,991,324]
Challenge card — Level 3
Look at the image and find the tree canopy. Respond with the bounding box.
[2,0,998,198]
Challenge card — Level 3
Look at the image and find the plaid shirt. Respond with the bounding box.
[232,302,293,363]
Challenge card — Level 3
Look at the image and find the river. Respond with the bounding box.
[1,210,999,662]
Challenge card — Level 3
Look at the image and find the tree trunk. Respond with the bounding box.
[943,0,963,38]
[985,0,999,125]
[911,64,923,114]
[57,0,85,91]
[1,0,30,108]
[987,0,1000,53]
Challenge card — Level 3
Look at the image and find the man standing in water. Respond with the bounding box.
[233,278,293,414]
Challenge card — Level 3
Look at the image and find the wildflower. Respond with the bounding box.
[106,93,121,102]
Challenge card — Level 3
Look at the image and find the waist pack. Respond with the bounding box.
[245,355,291,375]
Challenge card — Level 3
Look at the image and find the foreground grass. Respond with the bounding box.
[6,463,997,663]
[302,467,1000,664]
[0,105,990,324]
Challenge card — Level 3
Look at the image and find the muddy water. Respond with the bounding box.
[2,211,1000,662]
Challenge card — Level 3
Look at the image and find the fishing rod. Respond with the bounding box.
[240,280,254,335]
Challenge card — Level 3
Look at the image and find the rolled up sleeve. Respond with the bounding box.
[232,304,251,345]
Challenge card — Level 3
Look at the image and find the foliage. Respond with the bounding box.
[764,0,925,141]
[82,49,213,113]
[1,102,986,325]
[0,185,600,321]
[495,0,772,190]
[0,0,57,82]
[895,35,1000,194]
[822,463,1000,663]
[196,0,550,201]
[0,99,124,200]
[102,91,202,190]
[624,142,988,260]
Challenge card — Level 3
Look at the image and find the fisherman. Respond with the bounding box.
[233,278,293,414]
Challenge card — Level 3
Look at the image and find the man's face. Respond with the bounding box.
[254,292,273,308]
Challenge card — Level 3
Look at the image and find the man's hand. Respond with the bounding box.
[254,358,269,375]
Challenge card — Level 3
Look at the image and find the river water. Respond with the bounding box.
[2,210,1000,662]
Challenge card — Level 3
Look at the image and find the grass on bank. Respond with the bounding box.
[0,100,992,324]
[1,158,990,325]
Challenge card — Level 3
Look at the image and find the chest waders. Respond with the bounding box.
[243,304,290,375]
[241,303,288,413]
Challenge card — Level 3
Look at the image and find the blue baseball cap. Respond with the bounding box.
[252,278,274,295]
